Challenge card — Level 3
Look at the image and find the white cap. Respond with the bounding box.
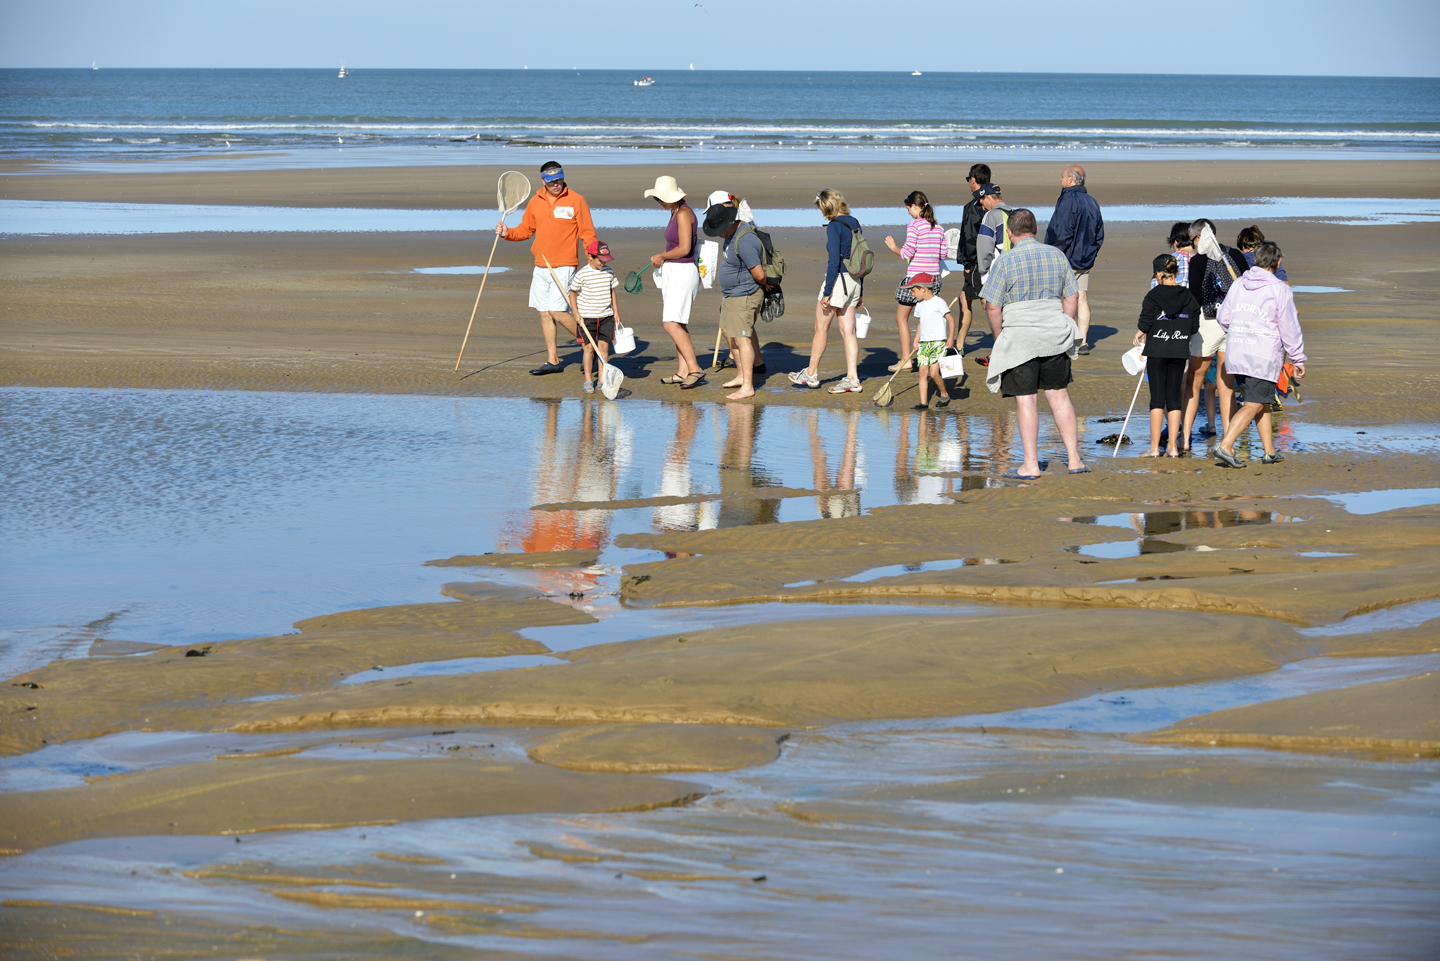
[706,189,733,208]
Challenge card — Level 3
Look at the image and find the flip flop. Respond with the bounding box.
[660,374,687,385]
[1068,466,1092,474]
[679,372,707,390]
[1003,470,1042,481]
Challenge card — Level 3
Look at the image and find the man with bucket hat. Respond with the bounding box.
[703,202,771,401]
[496,160,598,375]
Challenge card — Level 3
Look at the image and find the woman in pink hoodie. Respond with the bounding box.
[1214,242,1307,466]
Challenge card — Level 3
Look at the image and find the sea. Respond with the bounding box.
[2,69,1438,167]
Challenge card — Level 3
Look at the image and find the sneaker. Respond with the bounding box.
[529,361,564,376]
[754,363,768,375]
[1214,446,1243,468]
[935,395,951,407]
[827,377,862,394]
[1077,342,1092,355]
[788,368,820,388]
[1261,453,1284,465]
[976,355,990,368]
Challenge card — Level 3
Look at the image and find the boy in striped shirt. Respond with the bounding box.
[567,240,622,394]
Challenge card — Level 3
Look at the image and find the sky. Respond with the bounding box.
[2,0,1438,76]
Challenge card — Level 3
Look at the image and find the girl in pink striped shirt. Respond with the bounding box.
[884,191,946,372]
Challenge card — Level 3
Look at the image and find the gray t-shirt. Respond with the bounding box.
[719,228,764,297]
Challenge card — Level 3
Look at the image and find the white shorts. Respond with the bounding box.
[658,262,700,325]
[529,265,574,312]
[818,272,862,309]
[1190,313,1227,358]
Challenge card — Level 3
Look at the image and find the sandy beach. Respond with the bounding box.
[2,157,1439,956]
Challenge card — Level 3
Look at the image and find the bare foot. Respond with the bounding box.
[1139,450,1160,458]
[725,387,756,401]
[722,378,742,389]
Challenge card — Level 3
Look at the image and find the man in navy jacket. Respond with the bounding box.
[1044,165,1105,354]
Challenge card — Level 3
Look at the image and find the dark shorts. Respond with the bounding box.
[1000,352,1073,398]
[963,269,983,300]
[576,315,615,345]
[1233,373,1278,406]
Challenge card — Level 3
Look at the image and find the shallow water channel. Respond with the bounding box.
[3,387,1439,955]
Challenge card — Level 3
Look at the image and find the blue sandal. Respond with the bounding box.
[583,381,595,394]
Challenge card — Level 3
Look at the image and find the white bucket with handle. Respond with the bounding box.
[854,306,871,340]
[939,346,963,380]
[612,324,636,355]
[1122,344,1146,376]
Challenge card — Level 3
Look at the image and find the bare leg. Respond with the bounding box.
[837,305,859,382]
[1014,394,1042,476]
[1255,407,1275,456]
[807,298,834,376]
[1180,355,1211,449]
[1044,388,1085,470]
[582,342,594,384]
[663,321,700,377]
[917,367,929,405]
[892,303,914,370]
[1144,408,1163,456]
[722,335,744,388]
[540,310,577,366]
[930,365,947,397]
[1076,290,1091,347]
[1216,350,1235,435]
[726,335,756,400]
[1219,401,1265,456]
[956,298,974,354]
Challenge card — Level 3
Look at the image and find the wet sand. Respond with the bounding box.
[3,157,1439,956]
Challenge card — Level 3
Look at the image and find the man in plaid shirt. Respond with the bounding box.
[980,208,1090,479]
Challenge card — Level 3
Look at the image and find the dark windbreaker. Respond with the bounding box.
[1043,184,1105,271]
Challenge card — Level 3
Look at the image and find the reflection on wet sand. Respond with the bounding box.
[716,403,782,529]
[807,408,861,519]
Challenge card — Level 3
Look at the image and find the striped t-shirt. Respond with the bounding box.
[569,264,618,318]
[901,218,946,280]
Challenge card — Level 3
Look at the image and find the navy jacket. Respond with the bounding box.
[1043,184,1105,271]
[823,214,861,297]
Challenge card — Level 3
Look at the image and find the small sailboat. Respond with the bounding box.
[338,63,349,78]
[911,70,922,76]
[634,76,655,87]
[92,61,98,70]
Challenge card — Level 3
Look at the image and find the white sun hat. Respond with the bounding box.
[644,175,687,203]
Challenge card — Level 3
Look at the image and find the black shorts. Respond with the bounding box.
[576,315,615,345]
[1000,352,1073,397]
[1233,373,1278,406]
[963,269,983,300]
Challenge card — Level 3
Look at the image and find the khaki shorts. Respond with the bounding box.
[1190,313,1227,358]
[1074,268,1090,292]
[818,272,862,309]
[720,288,764,339]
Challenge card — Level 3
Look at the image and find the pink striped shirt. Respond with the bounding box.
[901,218,946,279]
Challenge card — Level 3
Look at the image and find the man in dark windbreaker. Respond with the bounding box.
[956,163,991,358]
[1043,165,1105,354]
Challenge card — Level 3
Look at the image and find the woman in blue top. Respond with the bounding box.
[788,188,864,393]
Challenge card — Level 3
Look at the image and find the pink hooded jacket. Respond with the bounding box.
[1217,267,1306,383]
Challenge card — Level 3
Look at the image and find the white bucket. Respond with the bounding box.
[1122,344,1145,376]
[612,325,636,355]
[938,347,963,380]
[854,307,871,340]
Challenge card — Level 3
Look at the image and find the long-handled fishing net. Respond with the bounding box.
[543,256,624,400]
[454,170,532,371]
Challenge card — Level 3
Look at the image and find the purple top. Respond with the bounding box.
[664,202,697,264]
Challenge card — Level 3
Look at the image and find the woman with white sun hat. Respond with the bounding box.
[646,175,706,387]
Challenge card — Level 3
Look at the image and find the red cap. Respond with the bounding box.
[586,239,614,262]
[908,273,936,286]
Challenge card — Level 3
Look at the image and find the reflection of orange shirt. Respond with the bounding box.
[520,511,604,555]
[505,187,597,268]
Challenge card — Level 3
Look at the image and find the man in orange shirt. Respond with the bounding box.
[497,161,599,375]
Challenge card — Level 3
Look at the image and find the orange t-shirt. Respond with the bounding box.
[506,186,598,268]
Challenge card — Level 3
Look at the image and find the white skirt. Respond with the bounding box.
[659,262,700,325]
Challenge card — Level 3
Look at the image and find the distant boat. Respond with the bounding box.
[92,61,98,70]
[689,63,694,70]
[338,64,349,78]
[911,70,922,76]
[634,76,655,87]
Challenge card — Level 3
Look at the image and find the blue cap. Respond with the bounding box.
[541,166,566,183]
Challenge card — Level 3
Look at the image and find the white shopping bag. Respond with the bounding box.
[698,240,719,289]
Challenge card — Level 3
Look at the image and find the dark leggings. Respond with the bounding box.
[1147,356,1187,412]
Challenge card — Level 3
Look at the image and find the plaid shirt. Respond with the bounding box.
[980,237,1079,309]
